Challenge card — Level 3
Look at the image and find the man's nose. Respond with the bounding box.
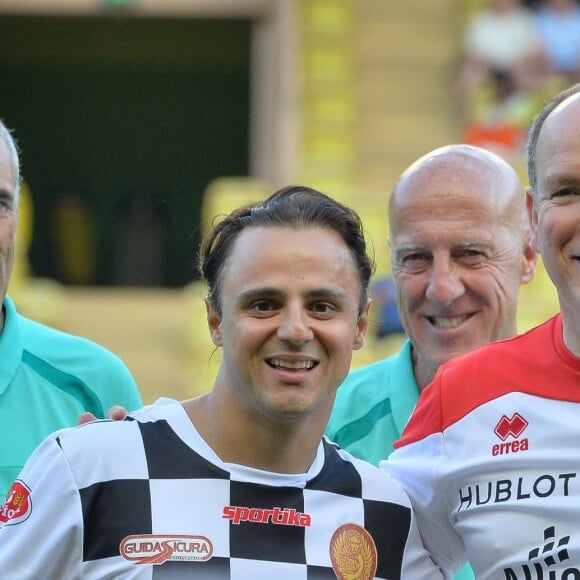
[425,262,465,307]
[277,306,314,344]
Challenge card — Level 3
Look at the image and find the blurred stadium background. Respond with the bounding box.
[0,0,559,404]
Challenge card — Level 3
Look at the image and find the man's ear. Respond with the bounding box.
[353,299,372,351]
[520,239,538,285]
[205,299,223,347]
[526,187,540,254]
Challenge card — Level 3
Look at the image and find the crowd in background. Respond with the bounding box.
[458,0,580,163]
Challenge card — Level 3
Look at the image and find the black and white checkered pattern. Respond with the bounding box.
[0,399,438,579]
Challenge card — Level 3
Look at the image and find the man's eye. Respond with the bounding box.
[310,302,336,315]
[459,249,485,262]
[552,187,579,199]
[250,300,275,313]
[405,252,428,262]
[400,254,429,270]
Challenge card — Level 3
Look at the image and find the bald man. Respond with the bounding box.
[326,144,537,580]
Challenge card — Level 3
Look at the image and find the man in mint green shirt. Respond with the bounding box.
[326,144,538,580]
[0,296,142,498]
[0,120,142,497]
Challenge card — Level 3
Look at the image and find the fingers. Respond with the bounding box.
[107,406,129,421]
[77,406,129,425]
[77,412,98,425]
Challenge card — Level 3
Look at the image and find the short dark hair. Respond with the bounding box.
[527,82,580,191]
[199,185,375,316]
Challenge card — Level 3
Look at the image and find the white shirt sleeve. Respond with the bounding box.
[402,499,451,579]
[0,435,83,579]
[382,433,467,577]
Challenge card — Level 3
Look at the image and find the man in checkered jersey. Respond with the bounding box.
[0,186,442,579]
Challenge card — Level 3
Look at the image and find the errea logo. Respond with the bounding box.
[495,412,528,440]
[492,412,529,456]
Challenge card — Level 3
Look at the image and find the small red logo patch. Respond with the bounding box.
[0,480,32,525]
[494,412,529,440]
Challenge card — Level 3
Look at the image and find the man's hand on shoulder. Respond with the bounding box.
[77,405,129,425]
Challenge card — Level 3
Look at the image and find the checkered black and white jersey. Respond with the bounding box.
[0,398,441,579]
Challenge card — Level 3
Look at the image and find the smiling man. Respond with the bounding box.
[0,186,441,579]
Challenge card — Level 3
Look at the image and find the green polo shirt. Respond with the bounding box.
[0,296,142,498]
[326,340,418,466]
[326,340,475,580]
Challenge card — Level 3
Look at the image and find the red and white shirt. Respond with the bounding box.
[385,314,580,579]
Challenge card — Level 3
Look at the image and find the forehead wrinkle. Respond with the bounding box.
[541,148,580,179]
[397,238,492,250]
[394,201,501,236]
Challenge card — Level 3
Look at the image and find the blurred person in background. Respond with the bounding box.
[0,119,142,499]
[457,0,547,112]
[461,67,541,164]
[536,0,580,84]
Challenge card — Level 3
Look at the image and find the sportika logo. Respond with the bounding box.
[222,505,311,527]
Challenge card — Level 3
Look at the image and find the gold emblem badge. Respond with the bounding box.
[329,523,378,579]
